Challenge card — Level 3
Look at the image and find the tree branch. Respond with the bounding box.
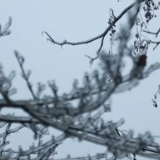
[42,0,145,65]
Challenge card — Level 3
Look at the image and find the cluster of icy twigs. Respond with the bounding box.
[0,0,160,160]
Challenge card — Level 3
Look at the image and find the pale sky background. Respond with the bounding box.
[1,0,160,160]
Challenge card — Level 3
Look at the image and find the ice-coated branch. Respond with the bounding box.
[1,0,160,160]
[0,17,12,37]
[42,0,146,65]
[142,27,160,38]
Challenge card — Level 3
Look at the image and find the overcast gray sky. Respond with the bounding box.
[1,0,160,159]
